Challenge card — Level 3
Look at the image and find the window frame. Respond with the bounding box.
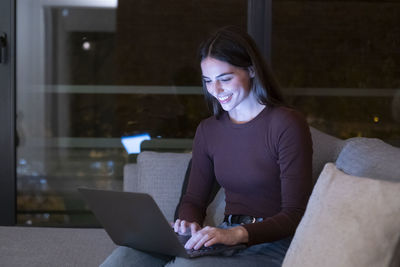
[0,0,16,226]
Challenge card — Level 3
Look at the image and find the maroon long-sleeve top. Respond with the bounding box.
[178,106,313,246]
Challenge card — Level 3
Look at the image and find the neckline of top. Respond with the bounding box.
[222,106,271,129]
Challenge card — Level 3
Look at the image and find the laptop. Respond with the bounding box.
[78,188,246,258]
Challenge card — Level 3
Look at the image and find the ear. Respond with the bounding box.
[248,66,255,78]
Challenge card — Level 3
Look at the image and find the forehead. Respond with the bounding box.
[200,57,241,77]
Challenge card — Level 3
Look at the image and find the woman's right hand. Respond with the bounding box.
[173,219,201,236]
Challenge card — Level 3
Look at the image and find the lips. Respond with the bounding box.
[217,94,233,104]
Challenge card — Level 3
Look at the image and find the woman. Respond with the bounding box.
[101,26,313,267]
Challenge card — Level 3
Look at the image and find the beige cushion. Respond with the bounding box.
[136,151,192,223]
[283,163,400,267]
[204,188,226,227]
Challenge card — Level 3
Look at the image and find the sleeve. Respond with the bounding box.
[243,110,313,246]
[178,121,217,225]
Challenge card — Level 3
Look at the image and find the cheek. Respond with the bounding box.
[239,78,252,93]
[232,80,250,94]
[206,85,214,95]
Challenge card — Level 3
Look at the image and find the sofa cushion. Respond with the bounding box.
[123,163,138,192]
[203,188,226,226]
[0,226,115,267]
[173,159,223,226]
[136,151,192,222]
[336,137,400,182]
[173,159,193,221]
[282,163,400,267]
[309,127,346,184]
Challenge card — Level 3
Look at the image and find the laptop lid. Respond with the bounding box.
[78,188,190,258]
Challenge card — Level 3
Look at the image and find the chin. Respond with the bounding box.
[220,105,232,112]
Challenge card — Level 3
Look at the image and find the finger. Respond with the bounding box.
[194,233,213,250]
[185,227,212,250]
[204,237,218,247]
[173,219,181,233]
[184,230,204,249]
[179,220,188,234]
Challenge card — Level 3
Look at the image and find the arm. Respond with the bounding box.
[243,110,313,245]
[178,122,217,226]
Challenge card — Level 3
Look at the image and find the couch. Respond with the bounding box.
[0,127,399,267]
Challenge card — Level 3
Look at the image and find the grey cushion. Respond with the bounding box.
[336,137,400,182]
[0,226,115,267]
[136,151,192,222]
[310,127,346,184]
[123,163,138,192]
[283,163,400,267]
[204,188,226,227]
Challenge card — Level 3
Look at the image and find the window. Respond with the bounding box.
[10,0,399,227]
[272,0,400,145]
[16,0,248,226]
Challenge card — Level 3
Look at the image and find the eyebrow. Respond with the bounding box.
[202,72,234,79]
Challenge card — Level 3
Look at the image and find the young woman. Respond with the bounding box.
[101,26,313,267]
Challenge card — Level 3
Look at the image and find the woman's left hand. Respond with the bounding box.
[184,226,249,250]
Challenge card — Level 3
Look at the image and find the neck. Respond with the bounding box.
[229,103,266,124]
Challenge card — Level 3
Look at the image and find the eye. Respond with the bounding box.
[203,79,211,84]
[220,77,232,82]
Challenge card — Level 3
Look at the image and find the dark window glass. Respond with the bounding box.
[17,0,247,227]
[272,0,400,145]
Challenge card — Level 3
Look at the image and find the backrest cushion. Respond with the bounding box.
[309,127,345,184]
[335,137,400,267]
[135,151,192,222]
[203,188,226,226]
[173,159,221,224]
[336,137,400,182]
[123,164,138,192]
[283,163,400,267]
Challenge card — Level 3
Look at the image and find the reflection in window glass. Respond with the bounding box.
[17,0,247,226]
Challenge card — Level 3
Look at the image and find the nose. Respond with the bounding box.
[208,80,223,95]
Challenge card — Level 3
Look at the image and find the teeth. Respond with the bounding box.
[218,95,230,101]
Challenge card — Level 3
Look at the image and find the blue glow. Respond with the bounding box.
[121,134,151,154]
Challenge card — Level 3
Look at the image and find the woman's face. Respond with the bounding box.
[201,57,255,115]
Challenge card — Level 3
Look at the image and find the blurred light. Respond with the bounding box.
[62,9,69,17]
[94,0,118,7]
[90,162,102,169]
[373,116,379,123]
[82,41,91,51]
[121,134,151,154]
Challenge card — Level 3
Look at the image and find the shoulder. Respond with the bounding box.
[264,106,311,149]
[269,106,307,123]
[196,114,225,133]
[268,106,309,132]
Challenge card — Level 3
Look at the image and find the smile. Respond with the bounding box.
[217,94,233,104]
